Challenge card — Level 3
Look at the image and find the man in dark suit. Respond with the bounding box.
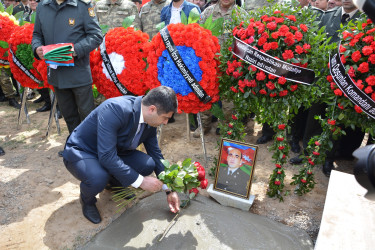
[290,0,364,177]
[13,0,31,18]
[63,86,180,224]
[216,147,250,197]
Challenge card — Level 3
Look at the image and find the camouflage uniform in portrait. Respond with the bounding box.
[95,0,141,30]
[140,0,171,39]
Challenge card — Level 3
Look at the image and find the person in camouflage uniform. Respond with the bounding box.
[140,0,171,39]
[0,69,20,109]
[193,0,246,138]
[95,0,141,30]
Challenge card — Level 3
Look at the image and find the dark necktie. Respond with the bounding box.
[130,123,146,150]
[25,5,29,13]
[341,13,350,25]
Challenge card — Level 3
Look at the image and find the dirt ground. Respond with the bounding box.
[0,96,355,249]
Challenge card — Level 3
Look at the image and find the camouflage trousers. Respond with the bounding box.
[0,68,15,98]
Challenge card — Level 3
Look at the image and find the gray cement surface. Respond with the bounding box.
[83,192,313,250]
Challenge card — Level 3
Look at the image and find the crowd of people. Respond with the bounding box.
[0,0,369,222]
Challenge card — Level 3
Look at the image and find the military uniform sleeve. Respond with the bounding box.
[74,2,103,59]
[31,7,45,60]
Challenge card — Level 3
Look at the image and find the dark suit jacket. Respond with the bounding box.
[215,165,250,197]
[320,7,361,44]
[64,96,164,185]
[13,3,31,15]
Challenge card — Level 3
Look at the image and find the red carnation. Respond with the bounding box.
[275,164,282,168]
[274,180,281,185]
[278,124,286,130]
[290,85,298,92]
[295,45,304,54]
[259,89,267,95]
[282,50,294,60]
[338,103,344,110]
[200,179,208,189]
[287,15,297,22]
[279,90,288,97]
[299,24,308,32]
[327,119,336,125]
[277,137,284,141]
[303,43,311,51]
[366,75,375,86]
[228,123,233,128]
[339,45,347,53]
[301,179,307,183]
[363,35,374,43]
[315,141,321,146]
[358,62,369,73]
[277,171,282,175]
[369,54,375,64]
[189,188,199,195]
[271,32,280,39]
[227,131,232,135]
[362,46,373,56]
[270,42,279,50]
[365,86,373,94]
[256,71,267,81]
[308,160,314,165]
[351,50,362,62]
[334,89,343,96]
[278,76,287,85]
[312,151,320,156]
[267,22,277,31]
[266,81,275,90]
[232,115,238,120]
[194,162,202,168]
[278,146,285,150]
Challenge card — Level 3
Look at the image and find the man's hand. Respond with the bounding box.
[167,192,180,213]
[139,176,163,192]
[36,46,44,60]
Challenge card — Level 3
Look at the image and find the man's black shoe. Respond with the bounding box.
[58,150,64,157]
[0,95,8,102]
[289,156,303,165]
[190,124,197,132]
[33,96,44,103]
[256,135,273,144]
[290,141,301,153]
[322,160,334,177]
[80,198,101,224]
[36,103,51,112]
[216,127,220,135]
[0,146,5,156]
[8,98,21,109]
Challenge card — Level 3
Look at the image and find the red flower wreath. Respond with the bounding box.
[8,23,52,89]
[0,12,19,68]
[327,18,375,114]
[145,23,221,114]
[91,27,150,99]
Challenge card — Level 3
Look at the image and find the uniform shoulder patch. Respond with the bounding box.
[79,0,91,4]
[88,7,95,17]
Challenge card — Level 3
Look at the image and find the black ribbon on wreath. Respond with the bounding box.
[159,26,212,104]
[99,36,135,96]
[232,37,315,85]
[9,47,43,85]
[0,58,9,65]
[329,51,375,119]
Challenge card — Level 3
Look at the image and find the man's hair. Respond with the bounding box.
[142,86,178,114]
[131,0,142,4]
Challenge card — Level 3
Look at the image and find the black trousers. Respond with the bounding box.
[54,85,95,134]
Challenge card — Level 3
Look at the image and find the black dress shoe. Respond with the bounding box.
[0,95,8,102]
[322,160,334,177]
[80,198,101,224]
[290,141,301,153]
[0,146,5,156]
[290,155,303,165]
[215,127,221,135]
[256,135,273,144]
[36,103,51,112]
[8,98,21,109]
[33,96,44,103]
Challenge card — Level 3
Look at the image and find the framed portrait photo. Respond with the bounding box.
[214,138,258,199]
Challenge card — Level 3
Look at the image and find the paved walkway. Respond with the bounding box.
[83,192,313,249]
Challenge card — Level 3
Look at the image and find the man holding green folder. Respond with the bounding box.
[32,0,103,156]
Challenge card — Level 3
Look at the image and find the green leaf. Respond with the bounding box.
[182,158,191,168]
[0,2,4,12]
[180,11,188,25]
[158,171,165,180]
[3,51,8,58]
[14,11,23,21]
[0,41,9,49]
[122,15,135,29]
[5,5,13,15]
[174,177,184,187]
[31,12,36,24]
[161,159,170,168]
[156,21,165,31]
[210,17,224,37]
[338,113,345,120]
[202,14,213,30]
[100,24,109,35]
[187,8,200,24]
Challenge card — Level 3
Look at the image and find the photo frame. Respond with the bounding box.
[214,138,258,199]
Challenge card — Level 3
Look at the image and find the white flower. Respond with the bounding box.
[102,52,125,80]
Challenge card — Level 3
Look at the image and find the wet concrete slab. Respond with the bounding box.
[83,192,313,249]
